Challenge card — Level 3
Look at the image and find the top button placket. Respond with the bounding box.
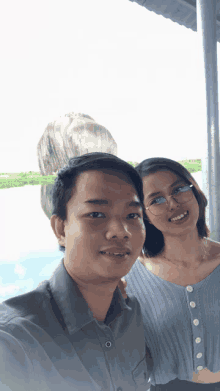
[96,322,114,351]
[185,285,205,372]
[95,321,116,390]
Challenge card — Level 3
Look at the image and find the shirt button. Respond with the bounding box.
[105,341,112,348]
[186,285,193,292]
[197,353,203,358]
[195,337,201,343]
[193,319,199,326]
[197,366,203,371]
[190,301,196,308]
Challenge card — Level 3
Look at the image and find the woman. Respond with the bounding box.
[120,157,220,391]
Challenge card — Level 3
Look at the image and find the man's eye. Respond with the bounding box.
[127,213,141,219]
[88,212,105,218]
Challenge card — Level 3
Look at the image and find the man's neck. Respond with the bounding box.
[63,261,120,321]
[77,283,118,322]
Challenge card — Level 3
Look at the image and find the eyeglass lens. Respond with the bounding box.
[148,186,193,216]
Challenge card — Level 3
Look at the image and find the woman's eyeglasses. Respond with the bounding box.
[145,184,194,216]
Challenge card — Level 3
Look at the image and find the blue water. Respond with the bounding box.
[0,249,64,303]
[0,184,65,302]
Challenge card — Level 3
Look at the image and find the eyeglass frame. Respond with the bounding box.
[145,184,194,215]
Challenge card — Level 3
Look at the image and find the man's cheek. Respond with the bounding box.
[68,221,81,236]
[88,233,100,252]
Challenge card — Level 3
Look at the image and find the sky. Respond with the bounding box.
[1,0,218,173]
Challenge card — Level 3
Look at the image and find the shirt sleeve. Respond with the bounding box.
[145,342,153,385]
[0,329,34,391]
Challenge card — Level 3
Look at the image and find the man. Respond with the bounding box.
[0,152,152,391]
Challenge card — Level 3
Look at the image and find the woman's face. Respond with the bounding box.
[142,170,200,237]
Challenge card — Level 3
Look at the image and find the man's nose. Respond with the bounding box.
[105,218,130,240]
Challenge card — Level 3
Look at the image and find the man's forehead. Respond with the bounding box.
[77,169,136,188]
[69,169,140,204]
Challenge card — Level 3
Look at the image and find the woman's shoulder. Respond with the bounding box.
[206,238,220,261]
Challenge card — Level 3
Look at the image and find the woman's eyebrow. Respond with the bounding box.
[147,179,186,199]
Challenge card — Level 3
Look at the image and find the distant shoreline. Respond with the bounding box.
[0,159,202,190]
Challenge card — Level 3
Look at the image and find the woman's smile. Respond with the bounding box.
[169,210,189,223]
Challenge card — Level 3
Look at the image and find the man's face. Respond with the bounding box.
[55,170,146,283]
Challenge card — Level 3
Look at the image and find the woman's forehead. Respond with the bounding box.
[141,170,188,197]
[143,170,183,184]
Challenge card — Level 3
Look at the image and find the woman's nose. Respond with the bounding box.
[167,195,180,210]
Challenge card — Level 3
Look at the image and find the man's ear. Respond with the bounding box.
[50,215,66,247]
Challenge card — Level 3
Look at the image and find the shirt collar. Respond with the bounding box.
[49,259,132,335]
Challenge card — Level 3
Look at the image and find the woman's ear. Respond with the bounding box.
[144,211,153,226]
[139,249,144,259]
[145,218,153,226]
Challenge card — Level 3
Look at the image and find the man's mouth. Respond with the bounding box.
[100,251,130,258]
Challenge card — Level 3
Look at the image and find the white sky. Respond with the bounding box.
[0,0,218,173]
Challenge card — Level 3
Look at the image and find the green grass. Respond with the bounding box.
[0,159,202,190]
[178,159,202,173]
[0,171,57,189]
[128,159,202,172]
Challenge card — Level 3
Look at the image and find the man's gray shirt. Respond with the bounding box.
[0,259,151,391]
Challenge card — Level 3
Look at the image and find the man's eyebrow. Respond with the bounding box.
[129,201,143,208]
[84,199,108,205]
[84,199,143,208]
[147,179,186,199]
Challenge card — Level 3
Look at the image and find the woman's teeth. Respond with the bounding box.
[170,211,188,222]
